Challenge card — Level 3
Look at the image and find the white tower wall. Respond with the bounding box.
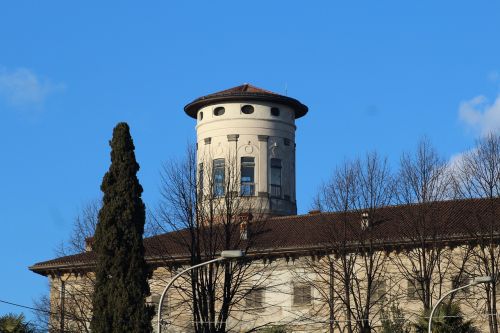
[184,85,307,217]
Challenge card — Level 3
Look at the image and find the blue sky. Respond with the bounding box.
[1,0,499,321]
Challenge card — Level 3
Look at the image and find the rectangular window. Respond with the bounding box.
[407,279,421,301]
[293,284,311,306]
[150,294,168,317]
[241,157,255,196]
[372,280,386,302]
[452,275,470,295]
[270,158,282,198]
[245,288,265,310]
[213,159,225,197]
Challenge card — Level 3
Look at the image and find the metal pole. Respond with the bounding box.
[157,257,224,333]
[428,276,492,333]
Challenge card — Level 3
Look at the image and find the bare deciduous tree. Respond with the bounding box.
[453,133,500,333]
[303,152,395,333]
[33,201,100,333]
[153,145,281,333]
[34,198,160,332]
[391,138,455,312]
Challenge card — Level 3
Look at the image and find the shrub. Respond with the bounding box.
[414,302,479,333]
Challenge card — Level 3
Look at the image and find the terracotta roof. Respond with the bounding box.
[29,198,500,276]
[204,84,278,96]
[184,84,308,119]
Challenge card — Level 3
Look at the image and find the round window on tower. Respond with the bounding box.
[241,105,254,114]
[271,107,280,117]
[214,107,225,116]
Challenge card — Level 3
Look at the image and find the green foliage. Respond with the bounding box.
[380,301,411,333]
[90,123,153,333]
[414,302,479,333]
[258,325,288,333]
[0,313,37,333]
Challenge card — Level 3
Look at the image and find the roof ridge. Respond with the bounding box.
[267,197,493,221]
[30,196,500,275]
[203,83,282,98]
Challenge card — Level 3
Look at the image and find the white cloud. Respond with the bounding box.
[0,67,64,108]
[459,94,500,136]
[447,148,474,175]
[449,151,465,170]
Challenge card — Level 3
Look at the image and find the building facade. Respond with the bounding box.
[30,84,500,333]
[185,84,308,217]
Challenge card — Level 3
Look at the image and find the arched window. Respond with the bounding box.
[199,111,203,120]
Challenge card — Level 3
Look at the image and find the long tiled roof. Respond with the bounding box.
[29,198,500,276]
[183,83,308,119]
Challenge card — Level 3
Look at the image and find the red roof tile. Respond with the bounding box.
[184,83,308,119]
[202,84,279,96]
[30,198,500,276]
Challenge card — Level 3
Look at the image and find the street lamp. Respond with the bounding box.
[156,250,244,333]
[428,276,492,333]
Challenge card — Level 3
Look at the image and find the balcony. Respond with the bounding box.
[270,184,281,198]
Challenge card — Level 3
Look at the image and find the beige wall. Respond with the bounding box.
[48,246,496,333]
[195,101,298,217]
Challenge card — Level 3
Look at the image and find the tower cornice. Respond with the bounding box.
[184,84,308,119]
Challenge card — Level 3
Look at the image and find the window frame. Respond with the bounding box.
[241,104,254,114]
[293,284,312,306]
[245,288,265,311]
[452,274,471,295]
[270,158,282,198]
[213,106,225,116]
[150,293,169,317]
[406,279,421,301]
[372,279,387,302]
[240,157,255,196]
[213,158,225,197]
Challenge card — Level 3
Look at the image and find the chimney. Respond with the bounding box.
[361,212,370,230]
[85,237,94,252]
[239,213,253,240]
[240,222,248,240]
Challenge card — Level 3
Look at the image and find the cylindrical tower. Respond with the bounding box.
[184,84,308,217]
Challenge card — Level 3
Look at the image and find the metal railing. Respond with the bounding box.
[270,184,281,198]
[240,183,255,196]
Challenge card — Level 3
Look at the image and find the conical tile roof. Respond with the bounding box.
[184,83,308,119]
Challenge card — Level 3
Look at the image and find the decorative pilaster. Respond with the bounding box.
[227,134,239,158]
[258,135,269,196]
[227,134,239,186]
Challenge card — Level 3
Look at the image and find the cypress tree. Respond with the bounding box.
[90,122,153,333]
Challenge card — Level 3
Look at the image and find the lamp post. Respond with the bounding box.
[156,250,244,333]
[428,276,492,333]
